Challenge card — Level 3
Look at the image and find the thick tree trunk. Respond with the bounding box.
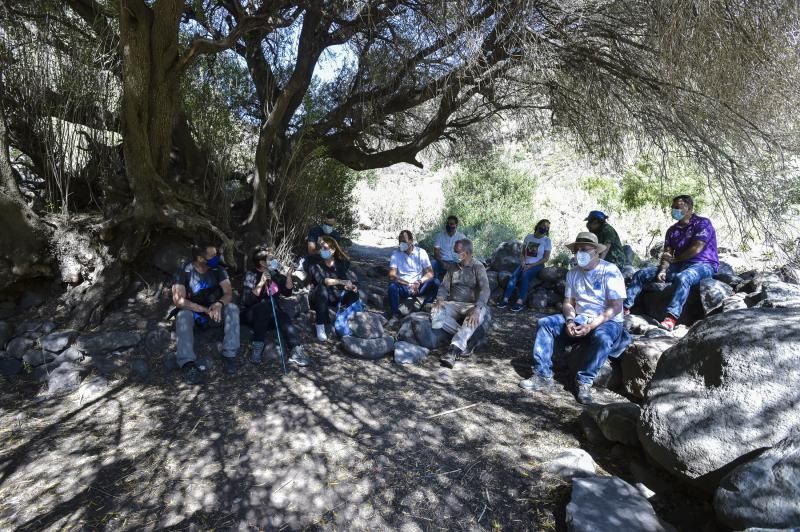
[119,0,182,221]
[0,91,51,290]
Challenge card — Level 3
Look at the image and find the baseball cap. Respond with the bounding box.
[584,210,608,221]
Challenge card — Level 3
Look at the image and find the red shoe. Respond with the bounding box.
[660,315,677,331]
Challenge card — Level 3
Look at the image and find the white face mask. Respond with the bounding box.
[399,242,409,252]
[576,250,593,268]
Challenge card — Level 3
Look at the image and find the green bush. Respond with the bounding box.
[621,156,707,211]
[431,156,537,257]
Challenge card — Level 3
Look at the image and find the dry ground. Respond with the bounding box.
[0,241,713,531]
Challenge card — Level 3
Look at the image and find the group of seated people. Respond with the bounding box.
[170,195,720,405]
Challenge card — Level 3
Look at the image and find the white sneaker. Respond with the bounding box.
[315,324,328,342]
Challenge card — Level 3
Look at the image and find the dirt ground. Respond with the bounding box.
[0,239,714,531]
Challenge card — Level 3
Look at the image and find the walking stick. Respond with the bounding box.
[268,287,289,375]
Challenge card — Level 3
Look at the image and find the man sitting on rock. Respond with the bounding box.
[387,230,440,324]
[434,239,491,369]
[172,242,240,384]
[307,213,342,254]
[585,210,627,268]
[519,232,626,404]
[433,215,467,280]
[624,195,718,331]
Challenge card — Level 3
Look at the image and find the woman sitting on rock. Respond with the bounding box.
[497,219,552,312]
[241,247,310,367]
[310,236,359,341]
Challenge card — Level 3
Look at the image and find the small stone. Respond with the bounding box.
[542,449,597,479]
[393,341,429,364]
[590,402,642,446]
[0,353,22,377]
[6,337,34,358]
[47,362,83,394]
[22,350,56,367]
[128,358,150,381]
[0,321,12,348]
[74,331,142,356]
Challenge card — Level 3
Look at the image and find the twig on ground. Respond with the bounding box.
[478,503,487,522]
[425,403,480,419]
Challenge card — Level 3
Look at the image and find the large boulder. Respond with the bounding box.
[631,282,704,324]
[566,476,671,532]
[620,337,679,400]
[341,335,394,360]
[0,352,22,377]
[489,241,522,272]
[149,235,192,275]
[539,266,568,284]
[714,428,800,529]
[348,311,385,339]
[485,270,499,292]
[638,308,800,491]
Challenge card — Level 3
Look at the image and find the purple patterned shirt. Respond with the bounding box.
[664,214,719,271]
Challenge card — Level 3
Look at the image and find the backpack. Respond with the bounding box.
[334,292,365,337]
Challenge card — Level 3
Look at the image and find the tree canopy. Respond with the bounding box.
[1,0,799,322]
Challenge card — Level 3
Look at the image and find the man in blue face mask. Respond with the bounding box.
[172,242,240,384]
[623,195,718,331]
[306,213,341,255]
[519,232,629,405]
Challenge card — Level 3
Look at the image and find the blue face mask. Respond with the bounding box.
[320,249,333,260]
[537,227,549,235]
[322,224,334,234]
[206,255,221,268]
[269,259,279,271]
[671,208,685,221]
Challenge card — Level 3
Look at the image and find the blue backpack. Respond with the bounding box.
[334,292,365,337]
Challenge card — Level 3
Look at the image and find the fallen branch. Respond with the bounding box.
[426,403,480,419]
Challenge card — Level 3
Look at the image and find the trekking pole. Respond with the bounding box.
[268,289,289,375]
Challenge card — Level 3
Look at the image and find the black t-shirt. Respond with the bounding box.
[307,226,341,245]
[173,262,229,306]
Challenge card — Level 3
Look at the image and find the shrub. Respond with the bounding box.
[433,156,537,257]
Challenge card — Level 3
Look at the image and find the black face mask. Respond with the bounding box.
[446,225,457,234]
[537,227,549,235]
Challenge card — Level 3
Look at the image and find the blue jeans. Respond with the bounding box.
[432,259,458,281]
[503,264,544,302]
[625,262,715,318]
[388,278,441,314]
[532,314,624,385]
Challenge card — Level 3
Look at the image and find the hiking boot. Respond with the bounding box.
[250,341,265,364]
[575,382,593,405]
[222,356,237,376]
[440,345,463,369]
[315,324,328,342]
[659,315,677,331]
[519,374,557,392]
[496,299,508,309]
[511,303,524,312]
[181,362,206,385]
[289,345,311,367]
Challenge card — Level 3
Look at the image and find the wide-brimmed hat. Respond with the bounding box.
[565,231,608,254]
